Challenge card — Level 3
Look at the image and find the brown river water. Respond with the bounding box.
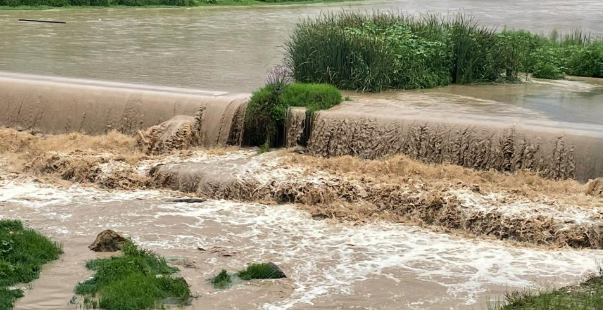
[1,179,602,310]
[1,1,603,309]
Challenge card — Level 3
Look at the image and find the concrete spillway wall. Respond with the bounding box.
[306,109,603,182]
[2,72,602,182]
[0,72,249,146]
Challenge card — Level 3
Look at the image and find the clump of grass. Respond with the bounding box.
[74,241,190,310]
[210,269,232,289]
[242,78,342,147]
[237,263,286,280]
[492,271,603,310]
[0,219,62,310]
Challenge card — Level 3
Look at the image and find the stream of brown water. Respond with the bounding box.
[2,180,601,310]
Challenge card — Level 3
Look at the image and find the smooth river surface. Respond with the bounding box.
[1,0,603,92]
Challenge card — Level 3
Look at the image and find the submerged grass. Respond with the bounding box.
[0,219,62,310]
[74,241,190,310]
[286,12,603,92]
[210,269,232,289]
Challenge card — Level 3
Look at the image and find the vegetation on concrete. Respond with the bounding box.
[74,241,190,310]
[0,219,62,310]
[286,12,603,92]
[243,65,342,147]
[209,269,232,289]
[490,270,603,310]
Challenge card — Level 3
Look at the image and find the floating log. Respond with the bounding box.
[18,19,66,24]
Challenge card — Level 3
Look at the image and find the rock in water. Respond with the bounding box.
[89,229,127,252]
[266,262,287,279]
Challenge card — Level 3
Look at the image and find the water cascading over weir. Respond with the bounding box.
[1,72,602,182]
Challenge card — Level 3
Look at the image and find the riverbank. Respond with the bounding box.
[0,220,62,310]
[0,0,358,10]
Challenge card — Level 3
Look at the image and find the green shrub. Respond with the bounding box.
[279,83,342,114]
[286,12,603,90]
[530,46,566,79]
[210,269,232,289]
[243,82,342,147]
[74,241,190,310]
[286,12,528,91]
[0,220,62,310]
[566,42,603,77]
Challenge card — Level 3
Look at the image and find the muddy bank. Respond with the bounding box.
[0,72,248,146]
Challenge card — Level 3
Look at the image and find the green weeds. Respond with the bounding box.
[490,270,603,310]
[209,263,286,290]
[0,219,62,310]
[210,269,232,289]
[74,241,190,310]
[286,12,603,92]
[242,79,342,147]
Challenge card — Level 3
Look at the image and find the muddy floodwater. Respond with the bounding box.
[1,180,601,310]
[1,0,603,92]
[1,1,603,309]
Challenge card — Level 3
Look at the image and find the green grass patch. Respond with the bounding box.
[0,219,62,310]
[286,12,603,92]
[242,81,342,147]
[492,272,603,310]
[237,263,286,280]
[74,241,190,310]
[210,269,232,289]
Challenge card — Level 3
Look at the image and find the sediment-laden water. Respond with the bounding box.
[1,0,603,91]
[1,179,602,310]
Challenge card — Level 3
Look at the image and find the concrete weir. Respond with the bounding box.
[2,72,603,181]
[306,99,603,182]
[0,72,249,146]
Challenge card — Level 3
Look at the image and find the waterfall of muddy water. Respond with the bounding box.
[1,178,602,310]
[0,72,249,146]
[285,107,306,148]
[308,79,603,182]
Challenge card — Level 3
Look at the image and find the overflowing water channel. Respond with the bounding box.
[1,1,603,309]
[1,180,601,310]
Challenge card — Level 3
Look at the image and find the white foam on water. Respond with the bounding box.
[2,180,602,309]
[453,189,603,225]
[153,201,603,309]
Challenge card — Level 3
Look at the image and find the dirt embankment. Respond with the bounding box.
[2,128,602,249]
